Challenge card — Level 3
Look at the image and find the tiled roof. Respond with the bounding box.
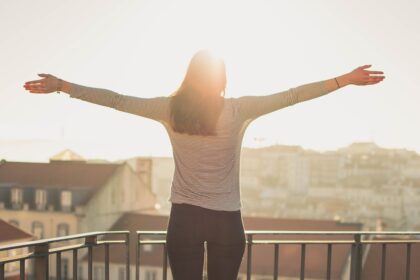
[87,212,361,279]
[0,219,32,243]
[0,160,121,189]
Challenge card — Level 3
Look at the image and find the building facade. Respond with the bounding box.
[0,150,157,279]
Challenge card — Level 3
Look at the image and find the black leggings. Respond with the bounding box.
[166,203,246,280]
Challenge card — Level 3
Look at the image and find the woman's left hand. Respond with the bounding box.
[346,65,385,86]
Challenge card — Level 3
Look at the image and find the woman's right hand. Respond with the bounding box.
[346,65,385,86]
[23,73,61,94]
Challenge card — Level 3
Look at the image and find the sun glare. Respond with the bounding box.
[153,1,269,72]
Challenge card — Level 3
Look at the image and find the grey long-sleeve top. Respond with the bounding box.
[68,79,334,211]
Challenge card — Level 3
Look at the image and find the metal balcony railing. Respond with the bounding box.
[0,231,130,280]
[137,231,420,280]
[1,230,419,280]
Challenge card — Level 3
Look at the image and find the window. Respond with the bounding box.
[57,223,69,237]
[61,191,72,211]
[145,270,157,280]
[35,189,47,210]
[93,266,104,280]
[32,221,44,239]
[11,187,23,209]
[118,267,126,280]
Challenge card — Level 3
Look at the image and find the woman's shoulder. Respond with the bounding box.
[220,97,243,120]
[222,96,244,112]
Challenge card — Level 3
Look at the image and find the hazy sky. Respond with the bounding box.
[1,0,419,162]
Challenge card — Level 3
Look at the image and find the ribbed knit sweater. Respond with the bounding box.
[68,79,334,211]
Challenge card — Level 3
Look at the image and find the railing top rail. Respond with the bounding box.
[0,230,129,251]
[3,230,419,251]
[136,230,420,236]
[137,230,167,235]
[245,230,420,235]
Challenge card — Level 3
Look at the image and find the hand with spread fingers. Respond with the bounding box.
[23,73,62,94]
[346,65,385,86]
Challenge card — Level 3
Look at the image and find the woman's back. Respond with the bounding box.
[164,97,248,210]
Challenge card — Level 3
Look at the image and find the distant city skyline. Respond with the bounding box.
[1,140,418,164]
[1,0,420,162]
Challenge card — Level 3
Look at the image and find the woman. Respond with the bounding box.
[23,50,385,280]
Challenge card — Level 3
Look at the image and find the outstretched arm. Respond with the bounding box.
[237,65,385,121]
[23,74,170,123]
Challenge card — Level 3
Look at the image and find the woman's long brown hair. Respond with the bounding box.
[170,50,226,136]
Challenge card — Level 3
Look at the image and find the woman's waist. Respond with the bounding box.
[171,201,241,215]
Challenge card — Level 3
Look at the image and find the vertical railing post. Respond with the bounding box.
[350,234,362,280]
[136,233,140,280]
[300,243,306,280]
[381,243,387,280]
[85,236,97,280]
[406,243,411,280]
[73,249,78,280]
[33,243,49,280]
[126,233,130,280]
[162,244,168,280]
[56,252,62,280]
[326,243,332,280]
[246,234,253,280]
[273,243,279,280]
[0,263,5,280]
[350,237,355,280]
[20,259,26,279]
[105,244,109,280]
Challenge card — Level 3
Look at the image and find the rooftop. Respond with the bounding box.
[0,219,32,243]
[0,160,121,190]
